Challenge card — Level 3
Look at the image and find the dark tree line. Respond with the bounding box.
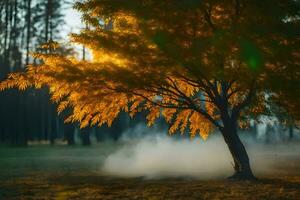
[0,0,75,146]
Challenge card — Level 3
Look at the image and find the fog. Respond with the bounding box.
[100,124,300,179]
[102,135,232,179]
[1,124,299,180]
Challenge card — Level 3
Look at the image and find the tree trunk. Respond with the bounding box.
[289,125,293,140]
[4,1,9,65]
[80,128,91,146]
[64,123,75,145]
[66,131,75,145]
[25,0,31,65]
[220,122,256,180]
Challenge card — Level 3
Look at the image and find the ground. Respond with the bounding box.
[0,142,300,200]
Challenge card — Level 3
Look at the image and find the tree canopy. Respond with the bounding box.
[2,0,299,135]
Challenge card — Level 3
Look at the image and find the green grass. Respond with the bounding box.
[0,143,300,200]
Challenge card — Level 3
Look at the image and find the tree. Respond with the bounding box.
[1,0,299,180]
[270,98,300,141]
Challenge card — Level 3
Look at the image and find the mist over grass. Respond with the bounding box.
[102,135,232,179]
[101,125,300,179]
[0,124,299,181]
[1,130,300,200]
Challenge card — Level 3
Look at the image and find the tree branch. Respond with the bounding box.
[227,87,241,99]
[132,91,187,110]
[231,85,255,120]
[165,77,223,129]
[203,4,216,31]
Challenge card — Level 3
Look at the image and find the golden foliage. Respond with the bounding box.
[169,110,191,135]
[2,0,297,139]
[189,112,214,140]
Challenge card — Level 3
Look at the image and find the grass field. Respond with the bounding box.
[0,141,300,200]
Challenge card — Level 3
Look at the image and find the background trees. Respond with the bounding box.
[0,0,67,145]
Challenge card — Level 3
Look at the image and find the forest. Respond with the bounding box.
[0,0,300,199]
